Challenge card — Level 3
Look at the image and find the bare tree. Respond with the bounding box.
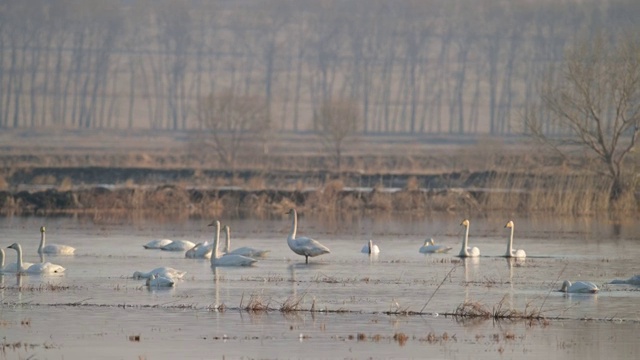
[315,98,361,173]
[197,90,269,171]
[525,31,640,201]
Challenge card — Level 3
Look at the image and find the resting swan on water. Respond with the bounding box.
[286,208,330,264]
[419,238,453,254]
[560,280,599,293]
[185,242,213,259]
[146,273,175,288]
[132,267,186,280]
[160,239,196,252]
[7,243,65,274]
[209,220,257,267]
[38,226,75,255]
[609,275,640,285]
[223,225,270,258]
[361,240,380,255]
[143,239,173,249]
[458,219,480,257]
[504,221,526,258]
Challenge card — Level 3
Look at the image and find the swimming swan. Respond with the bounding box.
[38,226,75,255]
[185,242,213,259]
[560,280,599,293]
[504,221,526,258]
[419,238,453,254]
[209,220,257,267]
[143,239,174,249]
[361,240,380,255]
[458,219,480,257]
[0,248,34,273]
[146,273,175,288]
[609,275,640,285]
[7,243,65,274]
[286,208,330,264]
[223,225,270,258]
[160,240,196,252]
[132,267,186,280]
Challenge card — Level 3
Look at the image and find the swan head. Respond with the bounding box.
[429,238,435,245]
[7,243,20,251]
[560,280,571,292]
[504,220,514,229]
[132,271,143,279]
[460,219,470,227]
[40,226,46,233]
[286,208,296,216]
[207,220,221,228]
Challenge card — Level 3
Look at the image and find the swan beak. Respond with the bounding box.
[207,221,215,227]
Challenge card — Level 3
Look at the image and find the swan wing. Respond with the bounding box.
[226,247,269,258]
[212,254,257,267]
[143,239,173,249]
[291,236,330,257]
[570,281,599,293]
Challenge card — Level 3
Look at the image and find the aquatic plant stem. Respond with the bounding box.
[420,264,460,314]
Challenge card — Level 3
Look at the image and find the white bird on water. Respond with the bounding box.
[146,273,175,288]
[160,239,196,252]
[143,239,174,249]
[458,219,480,258]
[7,243,65,274]
[209,220,257,267]
[38,226,75,255]
[504,220,526,258]
[185,242,213,259]
[419,238,452,254]
[609,275,640,285]
[286,208,330,264]
[0,248,34,273]
[560,280,599,294]
[132,267,186,280]
[223,225,270,258]
[361,240,380,255]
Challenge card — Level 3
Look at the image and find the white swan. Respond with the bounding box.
[223,225,270,258]
[286,208,330,264]
[160,239,196,252]
[143,239,174,249]
[185,242,213,259]
[146,273,175,288]
[610,275,640,285]
[361,240,380,255]
[38,226,75,255]
[458,219,480,257]
[504,221,526,258]
[0,247,34,273]
[419,238,453,254]
[132,267,186,280]
[209,220,257,267]
[7,243,65,274]
[560,280,599,293]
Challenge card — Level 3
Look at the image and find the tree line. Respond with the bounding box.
[0,0,638,135]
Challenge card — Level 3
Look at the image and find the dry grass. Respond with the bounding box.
[452,296,544,320]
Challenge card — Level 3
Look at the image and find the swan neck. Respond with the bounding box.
[0,249,4,268]
[368,240,373,254]
[225,227,231,252]
[15,245,23,269]
[507,226,514,255]
[212,222,220,260]
[289,211,297,240]
[460,224,469,255]
[38,231,45,252]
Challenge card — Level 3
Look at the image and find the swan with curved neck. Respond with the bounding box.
[560,280,599,293]
[209,220,256,267]
[223,225,270,258]
[132,267,186,279]
[459,219,480,257]
[361,240,380,255]
[38,226,75,255]
[286,208,330,264]
[185,242,213,259]
[504,220,526,258]
[419,238,453,254]
[8,243,65,274]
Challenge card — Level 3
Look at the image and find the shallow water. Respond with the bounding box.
[1,214,639,359]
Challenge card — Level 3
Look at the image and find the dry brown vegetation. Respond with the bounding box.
[0,130,638,217]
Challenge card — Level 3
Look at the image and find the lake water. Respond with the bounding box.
[1,214,639,359]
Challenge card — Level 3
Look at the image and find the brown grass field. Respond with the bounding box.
[0,129,638,218]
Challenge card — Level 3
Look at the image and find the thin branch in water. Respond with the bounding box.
[420,264,459,314]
